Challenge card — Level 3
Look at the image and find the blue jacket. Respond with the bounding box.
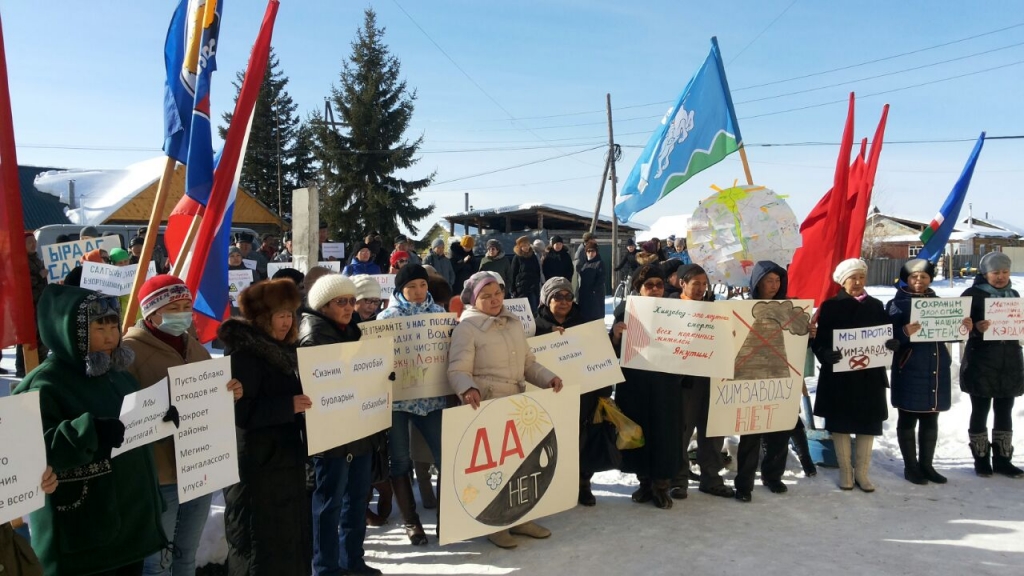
[343,259,381,276]
[886,287,952,412]
[377,292,449,415]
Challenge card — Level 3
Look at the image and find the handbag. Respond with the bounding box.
[580,416,622,474]
[369,431,391,485]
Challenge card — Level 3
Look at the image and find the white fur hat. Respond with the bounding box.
[307,273,357,311]
[832,258,868,285]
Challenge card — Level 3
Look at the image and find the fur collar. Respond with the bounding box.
[514,243,534,257]
[218,318,298,374]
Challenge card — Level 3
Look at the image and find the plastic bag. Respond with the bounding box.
[595,397,645,450]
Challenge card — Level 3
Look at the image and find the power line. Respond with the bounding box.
[726,0,800,65]
[430,145,604,186]
[428,174,596,193]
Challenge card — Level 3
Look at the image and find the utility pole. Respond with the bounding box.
[274,99,282,218]
[606,93,619,292]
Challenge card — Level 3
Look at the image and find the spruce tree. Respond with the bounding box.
[220,47,299,217]
[313,8,434,245]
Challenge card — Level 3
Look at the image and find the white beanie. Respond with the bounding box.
[832,258,868,285]
[351,274,382,302]
[307,273,357,311]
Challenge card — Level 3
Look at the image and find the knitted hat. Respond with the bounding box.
[352,274,382,302]
[533,239,545,251]
[228,246,241,256]
[900,258,936,283]
[627,237,636,247]
[461,271,502,305]
[641,240,657,254]
[80,225,99,238]
[307,273,357,311]
[460,235,475,250]
[541,276,573,306]
[139,274,192,318]
[980,251,1012,274]
[486,239,501,251]
[551,235,564,245]
[431,238,445,249]
[390,250,410,267]
[394,263,429,296]
[832,258,868,285]
[109,248,130,264]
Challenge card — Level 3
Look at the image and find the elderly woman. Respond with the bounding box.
[610,265,683,509]
[297,274,382,575]
[479,239,511,294]
[577,240,607,322]
[448,272,564,549]
[812,259,897,492]
[960,252,1024,478]
[887,259,971,485]
[535,276,612,506]
[218,280,311,575]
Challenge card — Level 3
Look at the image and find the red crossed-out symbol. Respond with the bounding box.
[849,355,870,369]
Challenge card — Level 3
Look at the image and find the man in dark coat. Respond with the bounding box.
[510,236,542,312]
[449,236,477,295]
[542,235,574,283]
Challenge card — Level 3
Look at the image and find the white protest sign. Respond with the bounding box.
[359,313,458,401]
[322,242,346,261]
[620,296,735,378]
[369,274,396,296]
[112,379,175,458]
[984,298,1024,341]
[319,260,342,273]
[168,357,238,503]
[833,324,894,373]
[297,339,395,456]
[80,262,137,296]
[504,298,536,337]
[227,269,254,304]
[706,300,812,437]
[267,262,291,278]
[439,388,579,545]
[528,320,623,394]
[0,392,47,525]
[909,297,972,342]
[241,258,257,270]
[42,236,117,283]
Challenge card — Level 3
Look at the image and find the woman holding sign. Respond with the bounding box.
[298,274,383,576]
[886,259,970,485]
[449,271,564,549]
[960,252,1024,478]
[610,265,684,510]
[218,280,312,575]
[812,259,898,492]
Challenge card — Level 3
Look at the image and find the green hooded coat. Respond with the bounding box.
[14,284,166,576]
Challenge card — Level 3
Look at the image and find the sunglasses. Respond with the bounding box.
[331,297,357,308]
[642,280,665,290]
[550,292,573,303]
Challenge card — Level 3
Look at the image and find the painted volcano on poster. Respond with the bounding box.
[454,395,557,526]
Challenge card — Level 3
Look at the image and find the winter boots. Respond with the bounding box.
[392,472,428,546]
[918,428,947,484]
[969,430,993,477]
[898,429,928,485]
[991,430,1024,479]
[832,433,854,490]
[790,425,818,477]
[414,461,437,509]
[578,475,596,507]
[854,435,875,492]
[631,477,653,504]
[650,479,673,510]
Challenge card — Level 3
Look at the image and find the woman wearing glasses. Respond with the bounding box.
[610,265,684,509]
[298,274,383,575]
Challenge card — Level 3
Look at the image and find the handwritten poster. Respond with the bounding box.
[528,320,623,394]
[620,296,735,378]
[112,379,176,458]
[168,357,238,503]
[504,298,536,337]
[359,313,459,401]
[297,339,395,456]
[368,274,396,296]
[319,260,342,273]
[321,242,346,261]
[909,297,972,342]
[227,269,254,304]
[268,261,344,278]
[80,262,146,296]
[833,324,894,373]
[984,298,1024,341]
[0,392,47,525]
[439,388,579,545]
[42,236,118,283]
[706,299,812,437]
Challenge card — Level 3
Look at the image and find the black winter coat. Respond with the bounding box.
[577,255,606,322]
[615,249,639,277]
[297,307,377,458]
[886,288,953,412]
[510,247,542,298]
[542,248,574,282]
[960,277,1024,399]
[218,320,311,576]
[811,290,890,430]
[449,243,477,295]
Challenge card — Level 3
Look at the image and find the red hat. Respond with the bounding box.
[139,274,192,318]
[390,250,410,267]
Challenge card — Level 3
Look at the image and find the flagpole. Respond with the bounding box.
[738,144,754,185]
[122,156,177,333]
[172,213,204,277]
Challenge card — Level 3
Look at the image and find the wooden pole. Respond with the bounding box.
[738,144,754,185]
[122,157,177,333]
[589,155,610,235]
[171,213,204,277]
[22,345,39,373]
[606,93,619,292]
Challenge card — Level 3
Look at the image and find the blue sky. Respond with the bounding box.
[4,0,1022,232]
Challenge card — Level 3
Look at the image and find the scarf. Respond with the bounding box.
[976,281,1015,298]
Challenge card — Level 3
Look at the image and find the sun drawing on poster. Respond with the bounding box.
[509,396,550,444]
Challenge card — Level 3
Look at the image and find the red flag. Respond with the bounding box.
[788,93,857,306]
[844,105,889,257]
[0,14,37,349]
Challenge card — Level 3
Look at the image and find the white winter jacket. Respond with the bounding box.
[448,305,558,400]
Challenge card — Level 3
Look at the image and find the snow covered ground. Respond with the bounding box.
[3,277,1023,575]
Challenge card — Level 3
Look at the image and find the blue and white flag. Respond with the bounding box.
[917,133,985,263]
[615,37,743,222]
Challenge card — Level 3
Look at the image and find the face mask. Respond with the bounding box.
[157,311,193,336]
